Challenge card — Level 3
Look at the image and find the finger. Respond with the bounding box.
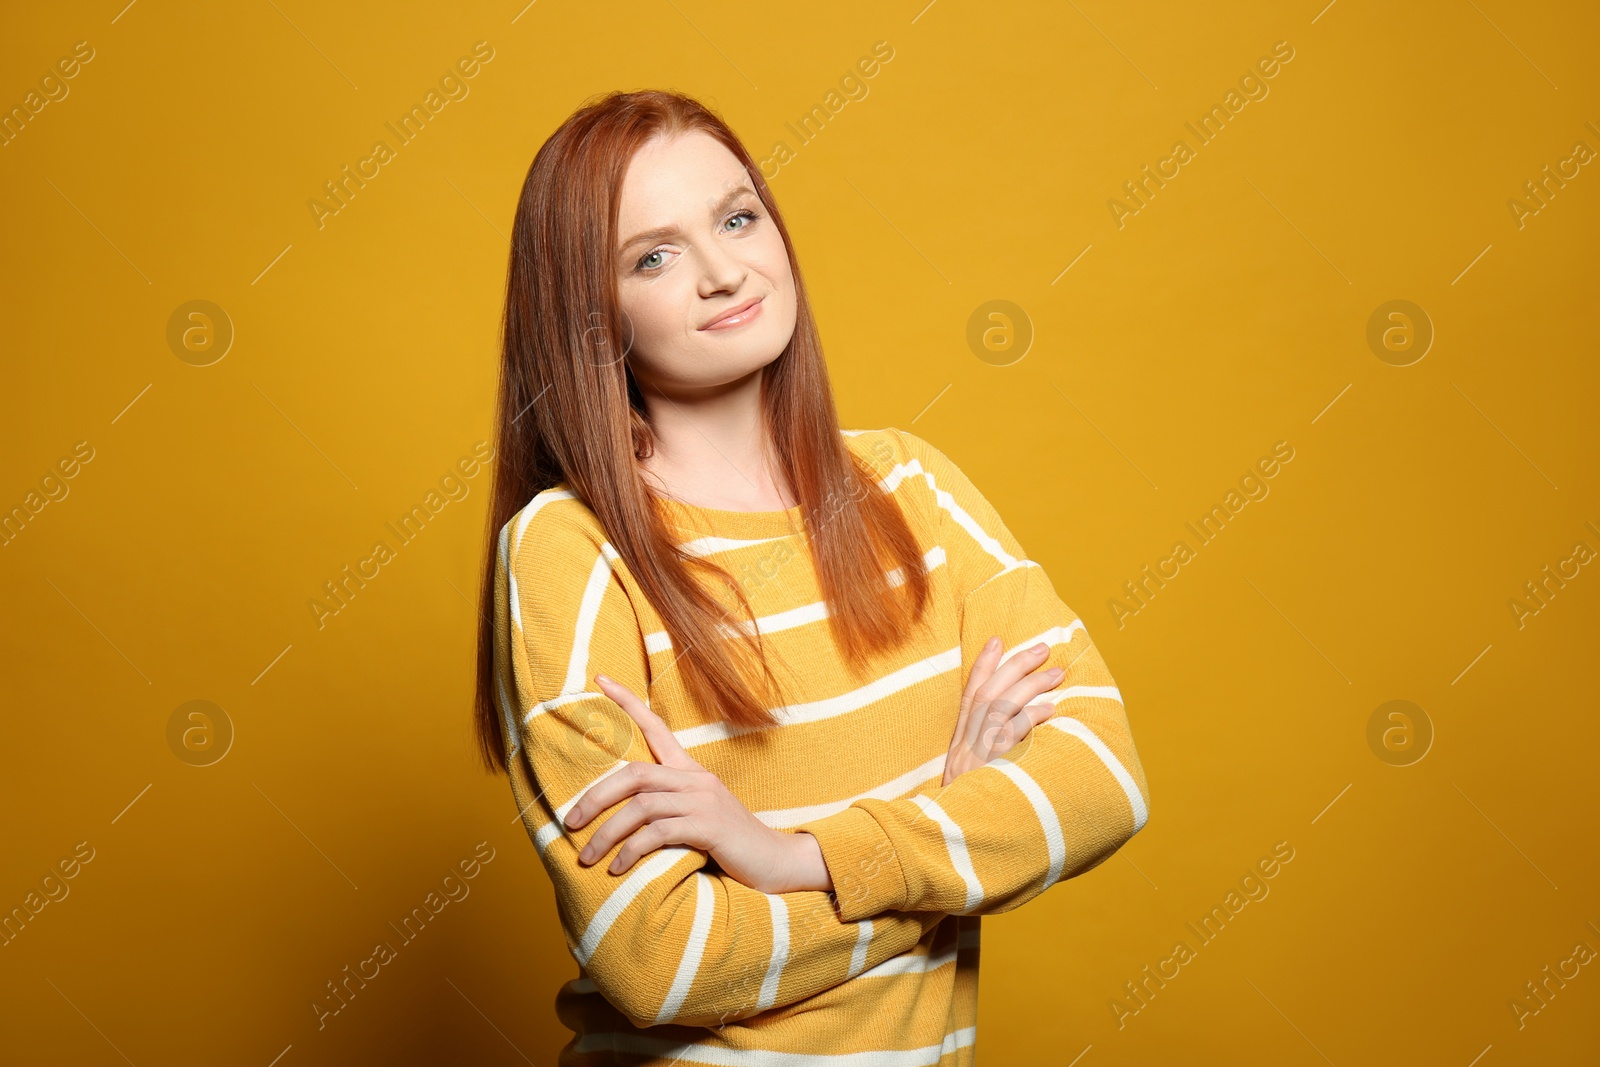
[942,744,971,787]
[981,702,1060,763]
[962,641,1018,752]
[578,792,685,867]
[1023,702,1057,728]
[610,816,701,875]
[952,637,1003,751]
[564,760,690,830]
[975,642,1054,705]
[966,662,1056,755]
[973,701,1025,762]
[999,705,1056,756]
[966,657,1042,753]
[973,683,1052,760]
[959,637,1003,720]
[997,664,1064,714]
[597,674,697,770]
[965,679,1000,751]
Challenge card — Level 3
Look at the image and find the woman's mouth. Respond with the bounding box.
[700,295,765,331]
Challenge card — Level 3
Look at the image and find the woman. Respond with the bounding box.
[473,89,1150,1065]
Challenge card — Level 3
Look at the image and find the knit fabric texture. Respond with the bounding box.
[491,426,1151,1065]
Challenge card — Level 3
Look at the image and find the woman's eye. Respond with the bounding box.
[633,209,761,273]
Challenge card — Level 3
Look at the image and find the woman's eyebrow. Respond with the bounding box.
[617,185,758,257]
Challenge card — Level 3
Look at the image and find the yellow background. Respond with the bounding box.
[3,1,1596,1063]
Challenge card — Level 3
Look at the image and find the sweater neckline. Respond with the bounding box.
[652,493,806,540]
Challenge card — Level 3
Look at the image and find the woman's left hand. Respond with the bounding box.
[563,674,825,894]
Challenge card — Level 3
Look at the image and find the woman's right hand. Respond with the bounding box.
[942,636,1062,787]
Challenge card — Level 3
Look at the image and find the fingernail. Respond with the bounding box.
[578,845,591,862]
[1032,643,1048,655]
[596,674,612,686]
[1048,667,1064,678]
[986,637,999,651]
[564,810,578,827]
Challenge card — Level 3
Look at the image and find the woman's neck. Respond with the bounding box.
[637,369,796,512]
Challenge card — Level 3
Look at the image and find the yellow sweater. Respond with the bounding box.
[492,427,1151,1065]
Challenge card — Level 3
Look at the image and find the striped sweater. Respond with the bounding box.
[491,427,1151,1065]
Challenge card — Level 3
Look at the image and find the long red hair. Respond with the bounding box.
[472,89,930,775]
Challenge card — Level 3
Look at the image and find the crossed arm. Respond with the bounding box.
[793,430,1149,921]
[495,433,1150,1026]
[496,514,947,1030]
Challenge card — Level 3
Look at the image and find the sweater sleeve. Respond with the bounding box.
[493,498,946,1029]
[794,430,1152,923]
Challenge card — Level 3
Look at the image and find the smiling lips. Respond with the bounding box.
[700,295,765,331]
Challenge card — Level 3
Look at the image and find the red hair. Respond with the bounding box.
[472,89,930,774]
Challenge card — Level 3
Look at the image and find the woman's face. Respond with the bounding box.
[612,130,797,400]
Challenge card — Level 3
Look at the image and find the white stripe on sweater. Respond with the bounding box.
[574,846,697,966]
[501,518,527,713]
[493,521,522,753]
[673,645,962,750]
[643,546,946,651]
[510,487,577,556]
[554,759,629,825]
[504,489,573,640]
[909,794,984,913]
[561,547,618,695]
[572,1024,977,1065]
[676,534,792,557]
[847,919,873,979]
[559,921,972,996]
[997,622,1145,831]
[884,456,1022,572]
[997,621,1086,670]
[524,689,609,726]
[987,757,1067,888]
[754,753,945,828]
[722,599,829,640]
[1047,716,1149,832]
[1043,685,1124,705]
[653,872,715,1024]
[495,665,520,757]
[758,894,790,1011]
[532,817,563,855]
[858,937,958,980]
